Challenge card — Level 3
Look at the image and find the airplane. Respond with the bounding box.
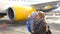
[0,0,59,22]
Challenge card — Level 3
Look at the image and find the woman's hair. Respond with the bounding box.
[37,11,47,23]
[37,11,45,19]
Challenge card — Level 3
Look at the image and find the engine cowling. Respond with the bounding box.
[7,5,36,21]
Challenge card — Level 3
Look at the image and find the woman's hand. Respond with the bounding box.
[31,30,34,33]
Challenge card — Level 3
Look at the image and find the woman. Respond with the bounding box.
[31,11,51,34]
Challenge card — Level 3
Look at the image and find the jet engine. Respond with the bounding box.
[7,5,36,21]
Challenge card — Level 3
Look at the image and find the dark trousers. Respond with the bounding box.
[31,32,37,34]
[31,32,34,34]
[31,32,47,34]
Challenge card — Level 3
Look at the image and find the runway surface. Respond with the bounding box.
[0,19,59,34]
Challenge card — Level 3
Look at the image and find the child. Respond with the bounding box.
[26,12,37,33]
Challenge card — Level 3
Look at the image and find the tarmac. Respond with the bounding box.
[0,19,59,34]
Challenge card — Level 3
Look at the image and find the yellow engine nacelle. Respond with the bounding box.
[7,5,36,21]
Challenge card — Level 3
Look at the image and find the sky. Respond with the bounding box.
[0,0,58,10]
